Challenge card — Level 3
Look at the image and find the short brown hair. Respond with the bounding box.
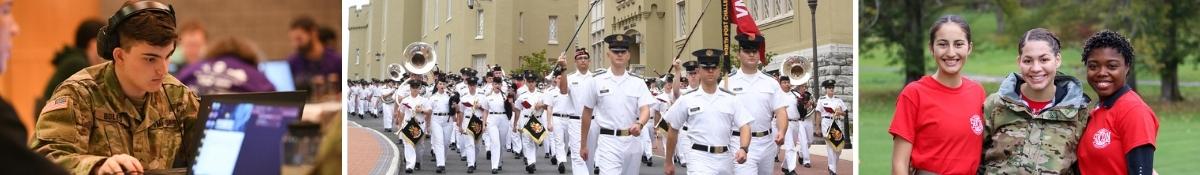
[290,15,318,32]
[206,37,260,66]
[178,19,207,38]
[116,5,178,50]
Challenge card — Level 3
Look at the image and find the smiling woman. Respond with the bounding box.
[888,15,988,175]
[979,28,1090,174]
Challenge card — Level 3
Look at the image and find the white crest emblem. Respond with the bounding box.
[1093,128,1112,149]
[969,114,983,135]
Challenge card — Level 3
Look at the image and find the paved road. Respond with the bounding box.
[346,114,855,175]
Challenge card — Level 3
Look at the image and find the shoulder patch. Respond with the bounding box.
[683,88,700,96]
[718,88,734,94]
[41,96,70,115]
[591,69,608,76]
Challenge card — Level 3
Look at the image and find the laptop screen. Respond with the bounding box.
[185,92,307,175]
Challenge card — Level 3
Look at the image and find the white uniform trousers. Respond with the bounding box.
[733,134,778,175]
[685,147,735,175]
[594,132,642,175]
[457,117,478,167]
[487,114,510,170]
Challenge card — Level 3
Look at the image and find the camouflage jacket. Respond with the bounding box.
[30,61,200,174]
[981,72,1090,175]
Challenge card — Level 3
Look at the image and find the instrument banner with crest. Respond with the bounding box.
[826,119,846,152]
[522,117,548,145]
[399,118,424,145]
[467,116,485,142]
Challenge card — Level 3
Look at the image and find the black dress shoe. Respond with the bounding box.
[526,164,536,173]
[491,169,500,174]
[593,167,599,174]
[436,166,445,173]
[804,163,812,168]
[514,153,522,159]
[557,164,566,174]
[384,128,393,132]
[415,162,421,170]
[468,166,476,173]
[545,153,551,159]
[550,157,558,165]
[486,151,491,160]
[405,168,413,174]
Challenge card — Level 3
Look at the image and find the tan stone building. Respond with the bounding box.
[348,0,579,80]
[348,0,851,81]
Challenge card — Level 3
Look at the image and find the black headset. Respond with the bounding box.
[97,0,175,60]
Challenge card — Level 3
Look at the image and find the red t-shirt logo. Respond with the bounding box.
[1092,128,1112,149]
[970,114,983,135]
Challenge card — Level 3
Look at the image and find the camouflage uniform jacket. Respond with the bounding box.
[981,72,1090,175]
[30,61,200,174]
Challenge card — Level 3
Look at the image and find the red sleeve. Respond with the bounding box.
[889,86,920,142]
[1119,105,1159,153]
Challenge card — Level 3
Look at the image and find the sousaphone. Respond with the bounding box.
[403,42,437,75]
[388,64,405,81]
[781,56,812,86]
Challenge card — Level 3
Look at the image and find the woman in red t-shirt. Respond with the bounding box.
[1077,30,1158,175]
[888,15,988,175]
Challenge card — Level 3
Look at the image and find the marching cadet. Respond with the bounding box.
[542,74,570,174]
[348,80,359,118]
[399,80,430,173]
[427,74,457,173]
[31,1,200,174]
[380,79,400,133]
[670,60,697,167]
[454,68,479,153]
[816,79,847,175]
[640,77,669,167]
[555,48,601,175]
[572,34,655,175]
[370,79,383,119]
[512,71,544,173]
[455,76,485,173]
[663,49,753,175]
[720,33,789,175]
[483,77,510,174]
[779,76,813,175]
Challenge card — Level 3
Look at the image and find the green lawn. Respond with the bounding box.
[859,11,1200,175]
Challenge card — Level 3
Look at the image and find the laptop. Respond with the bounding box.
[257,60,297,91]
[152,91,308,175]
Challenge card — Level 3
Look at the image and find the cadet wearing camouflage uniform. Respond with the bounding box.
[30,1,199,174]
[981,73,1089,174]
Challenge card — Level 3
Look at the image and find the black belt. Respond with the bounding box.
[489,112,505,115]
[691,144,729,154]
[598,127,634,136]
[682,126,689,131]
[822,116,834,119]
[553,113,578,118]
[732,130,771,137]
[433,112,451,116]
[788,118,802,121]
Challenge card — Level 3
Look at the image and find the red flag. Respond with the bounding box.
[729,0,767,64]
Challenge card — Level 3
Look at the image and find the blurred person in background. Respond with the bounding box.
[176,37,276,94]
[36,18,103,118]
[286,15,340,96]
[167,20,207,74]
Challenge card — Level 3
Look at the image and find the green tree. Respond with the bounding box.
[1126,0,1199,102]
[514,49,553,78]
[859,0,946,84]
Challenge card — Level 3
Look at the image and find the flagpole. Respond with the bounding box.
[721,0,732,75]
[550,0,601,76]
[666,0,715,75]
